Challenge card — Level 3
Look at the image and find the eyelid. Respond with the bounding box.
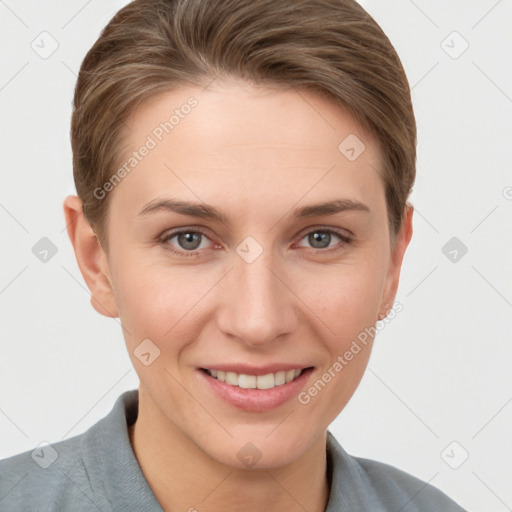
[160,226,213,240]
[295,225,353,243]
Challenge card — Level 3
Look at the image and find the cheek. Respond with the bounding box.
[111,237,388,351]
[296,267,382,422]
[301,259,385,337]
[111,259,213,348]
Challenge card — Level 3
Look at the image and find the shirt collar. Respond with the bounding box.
[83,389,164,512]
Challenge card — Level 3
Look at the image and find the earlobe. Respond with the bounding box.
[379,204,414,319]
[377,303,390,321]
[63,195,119,318]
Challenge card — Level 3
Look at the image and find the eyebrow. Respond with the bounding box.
[139,197,370,227]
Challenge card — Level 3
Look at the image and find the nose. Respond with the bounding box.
[216,244,298,348]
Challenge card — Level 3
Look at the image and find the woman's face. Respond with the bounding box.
[101,79,411,468]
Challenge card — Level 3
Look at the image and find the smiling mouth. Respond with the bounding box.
[201,368,312,390]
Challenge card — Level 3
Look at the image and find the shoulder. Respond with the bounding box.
[0,432,100,512]
[0,390,140,512]
[352,456,467,511]
[326,431,467,511]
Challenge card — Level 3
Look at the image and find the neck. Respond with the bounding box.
[128,389,330,512]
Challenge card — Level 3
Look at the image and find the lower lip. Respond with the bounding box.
[198,368,314,412]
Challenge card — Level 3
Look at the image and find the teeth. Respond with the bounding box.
[226,372,238,386]
[205,368,304,389]
[274,371,286,386]
[257,373,274,389]
[239,374,257,389]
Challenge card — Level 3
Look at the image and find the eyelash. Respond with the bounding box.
[159,226,353,258]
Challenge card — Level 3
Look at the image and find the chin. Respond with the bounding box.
[199,426,320,471]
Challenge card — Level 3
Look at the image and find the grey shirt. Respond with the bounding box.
[0,390,466,511]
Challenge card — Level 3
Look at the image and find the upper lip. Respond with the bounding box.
[200,364,313,376]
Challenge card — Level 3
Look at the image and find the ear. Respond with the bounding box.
[378,204,414,319]
[63,195,119,318]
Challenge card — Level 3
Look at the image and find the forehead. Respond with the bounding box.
[111,80,385,218]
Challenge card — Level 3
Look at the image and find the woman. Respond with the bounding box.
[0,0,466,510]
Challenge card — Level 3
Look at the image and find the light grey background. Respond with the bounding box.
[1,1,511,510]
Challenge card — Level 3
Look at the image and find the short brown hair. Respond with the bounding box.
[71,0,416,248]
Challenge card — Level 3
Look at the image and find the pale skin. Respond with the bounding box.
[64,79,413,512]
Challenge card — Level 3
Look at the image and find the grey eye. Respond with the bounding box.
[308,231,334,249]
[177,232,203,250]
